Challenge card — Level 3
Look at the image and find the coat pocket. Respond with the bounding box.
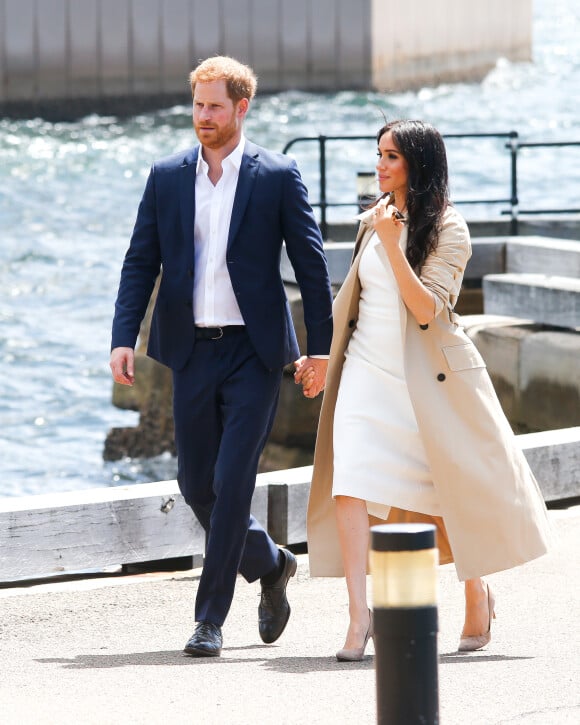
[442,343,486,371]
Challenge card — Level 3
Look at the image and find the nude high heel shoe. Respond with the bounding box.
[458,584,496,652]
[336,609,373,662]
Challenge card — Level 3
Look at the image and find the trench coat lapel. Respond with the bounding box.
[350,220,374,267]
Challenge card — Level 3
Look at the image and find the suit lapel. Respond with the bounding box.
[180,147,198,250]
[227,143,259,249]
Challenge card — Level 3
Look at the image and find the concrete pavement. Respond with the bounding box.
[1,506,578,725]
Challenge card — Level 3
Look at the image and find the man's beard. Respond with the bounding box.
[194,116,238,149]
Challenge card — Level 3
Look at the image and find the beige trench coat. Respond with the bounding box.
[307,206,551,581]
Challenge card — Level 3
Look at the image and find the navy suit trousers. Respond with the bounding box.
[172,328,282,626]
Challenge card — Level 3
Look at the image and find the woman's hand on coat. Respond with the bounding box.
[371,203,436,325]
[373,203,405,251]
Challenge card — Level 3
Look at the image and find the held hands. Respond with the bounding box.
[372,202,405,252]
[110,347,135,386]
[293,356,328,398]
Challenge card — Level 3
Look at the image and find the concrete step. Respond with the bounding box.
[483,273,580,329]
[463,315,580,432]
[506,236,580,277]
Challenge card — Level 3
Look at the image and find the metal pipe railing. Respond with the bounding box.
[283,134,373,239]
[282,132,580,238]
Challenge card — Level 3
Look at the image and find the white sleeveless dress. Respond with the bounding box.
[332,233,441,519]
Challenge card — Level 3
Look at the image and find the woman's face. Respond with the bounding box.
[376,130,409,200]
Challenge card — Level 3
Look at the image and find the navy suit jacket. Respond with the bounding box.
[111,140,333,371]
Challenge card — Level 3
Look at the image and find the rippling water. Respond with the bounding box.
[1,0,579,497]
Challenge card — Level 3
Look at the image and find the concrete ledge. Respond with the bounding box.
[464,316,580,432]
[283,236,580,288]
[0,480,269,582]
[282,238,507,286]
[264,428,580,547]
[519,427,580,502]
[1,426,577,582]
[506,236,580,277]
[483,273,580,329]
[282,242,354,286]
[327,219,580,243]
[466,235,580,279]
[464,237,506,279]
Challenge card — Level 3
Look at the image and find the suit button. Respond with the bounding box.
[348,319,356,328]
[186,300,192,308]
[437,373,446,382]
[420,323,429,330]
[187,268,193,278]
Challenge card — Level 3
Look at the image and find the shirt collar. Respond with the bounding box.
[196,134,246,176]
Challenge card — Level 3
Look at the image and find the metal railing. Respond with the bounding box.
[282,133,580,238]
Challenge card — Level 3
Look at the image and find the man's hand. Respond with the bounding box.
[293,356,328,398]
[110,347,135,386]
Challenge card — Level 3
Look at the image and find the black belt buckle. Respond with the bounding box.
[195,325,245,340]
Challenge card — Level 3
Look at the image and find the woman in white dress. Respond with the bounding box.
[298,120,550,661]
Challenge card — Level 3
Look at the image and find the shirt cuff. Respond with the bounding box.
[308,354,330,360]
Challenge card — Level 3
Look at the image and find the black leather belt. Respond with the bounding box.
[194,325,246,340]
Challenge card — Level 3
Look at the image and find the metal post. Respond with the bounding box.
[318,135,328,240]
[357,171,378,212]
[370,523,439,725]
[508,131,519,236]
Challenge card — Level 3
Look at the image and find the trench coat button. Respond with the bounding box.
[437,373,446,382]
[348,319,356,328]
[419,323,429,330]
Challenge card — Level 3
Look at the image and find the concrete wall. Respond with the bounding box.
[371,0,532,90]
[0,0,531,116]
[0,0,370,114]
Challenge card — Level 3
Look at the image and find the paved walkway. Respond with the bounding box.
[1,506,579,725]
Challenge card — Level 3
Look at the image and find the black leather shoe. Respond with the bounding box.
[259,548,297,644]
[183,621,222,657]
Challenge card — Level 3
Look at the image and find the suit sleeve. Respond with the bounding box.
[280,160,333,356]
[111,167,162,350]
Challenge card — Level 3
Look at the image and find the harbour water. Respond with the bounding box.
[1,0,578,497]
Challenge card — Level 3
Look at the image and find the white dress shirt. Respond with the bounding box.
[192,135,328,360]
[193,135,245,326]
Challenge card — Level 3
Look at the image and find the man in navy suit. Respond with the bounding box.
[110,56,333,656]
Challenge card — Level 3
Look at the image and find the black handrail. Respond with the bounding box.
[282,133,580,238]
[501,140,580,219]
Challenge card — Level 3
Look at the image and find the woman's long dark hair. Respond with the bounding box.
[376,120,450,272]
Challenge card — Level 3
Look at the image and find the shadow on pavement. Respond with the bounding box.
[439,652,534,663]
[35,650,373,672]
